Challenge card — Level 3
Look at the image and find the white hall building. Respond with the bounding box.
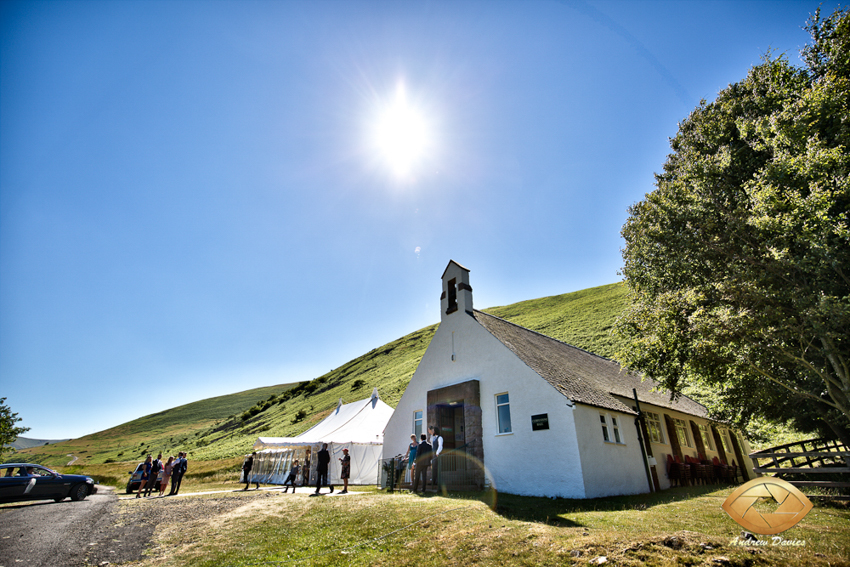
[382,260,755,498]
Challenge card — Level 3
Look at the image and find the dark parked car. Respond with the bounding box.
[0,463,97,503]
[126,462,164,493]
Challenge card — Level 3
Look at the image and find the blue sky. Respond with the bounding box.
[1,0,837,440]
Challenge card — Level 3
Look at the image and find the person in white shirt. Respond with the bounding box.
[429,426,443,487]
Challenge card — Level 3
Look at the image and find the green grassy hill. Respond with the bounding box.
[19,282,632,467]
[7,437,70,450]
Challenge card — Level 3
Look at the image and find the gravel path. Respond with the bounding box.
[0,486,142,567]
[0,486,298,566]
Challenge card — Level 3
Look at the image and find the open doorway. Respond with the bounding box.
[437,403,465,451]
[427,380,484,489]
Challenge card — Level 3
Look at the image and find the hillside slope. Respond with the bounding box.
[6,437,70,450]
[20,283,628,466]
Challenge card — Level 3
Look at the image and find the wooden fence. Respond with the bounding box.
[749,438,850,499]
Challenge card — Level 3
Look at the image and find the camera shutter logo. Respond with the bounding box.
[721,477,813,535]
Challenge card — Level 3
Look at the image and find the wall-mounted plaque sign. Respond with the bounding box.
[531,413,549,431]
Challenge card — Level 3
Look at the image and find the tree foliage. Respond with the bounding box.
[616,8,850,443]
[0,397,30,459]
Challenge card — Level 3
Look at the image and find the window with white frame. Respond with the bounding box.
[600,414,610,442]
[413,410,423,439]
[698,424,713,451]
[673,418,693,448]
[645,411,665,444]
[495,393,512,434]
[600,413,624,444]
[611,416,622,443]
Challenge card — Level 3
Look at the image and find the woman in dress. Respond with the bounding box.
[159,456,174,497]
[135,455,152,499]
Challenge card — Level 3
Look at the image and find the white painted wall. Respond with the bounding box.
[383,308,588,498]
[572,404,650,498]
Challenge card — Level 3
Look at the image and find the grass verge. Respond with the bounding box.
[119,484,849,567]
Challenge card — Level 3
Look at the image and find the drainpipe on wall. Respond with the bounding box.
[632,389,655,493]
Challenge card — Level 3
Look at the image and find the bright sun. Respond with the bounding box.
[374,84,429,178]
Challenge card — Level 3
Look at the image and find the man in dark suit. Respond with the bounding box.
[429,426,443,488]
[313,443,333,495]
[169,452,187,495]
[412,434,432,493]
[242,452,259,490]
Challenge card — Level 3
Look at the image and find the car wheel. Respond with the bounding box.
[70,483,89,501]
[126,483,134,494]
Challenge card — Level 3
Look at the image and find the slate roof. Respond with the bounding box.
[471,310,708,418]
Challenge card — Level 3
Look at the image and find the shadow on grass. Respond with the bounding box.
[484,485,726,527]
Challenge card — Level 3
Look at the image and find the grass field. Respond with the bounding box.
[118,484,849,567]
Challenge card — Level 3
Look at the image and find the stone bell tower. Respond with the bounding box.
[440,260,473,322]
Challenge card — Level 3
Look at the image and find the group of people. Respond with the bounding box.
[311,442,351,495]
[135,452,188,498]
[406,425,443,493]
[241,443,352,495]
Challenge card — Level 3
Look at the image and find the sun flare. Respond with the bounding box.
[374,84,430,178]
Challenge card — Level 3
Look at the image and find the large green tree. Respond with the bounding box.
[0,398,30,460]
[616,8,850,444]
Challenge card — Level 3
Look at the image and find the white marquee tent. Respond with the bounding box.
[251,388,394,486]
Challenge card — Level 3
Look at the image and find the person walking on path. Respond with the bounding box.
[144,454,163,497]
[170,452,187,495]
[313,443,333,495]
[282,460,300,493]
[338,448,351,494]
[243,452,260,490]
[159,456,174,497]
[412,435,432,493]
[135,455,152,499]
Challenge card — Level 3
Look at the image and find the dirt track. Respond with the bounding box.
[0,486,153,566]
[0,485,306,566]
